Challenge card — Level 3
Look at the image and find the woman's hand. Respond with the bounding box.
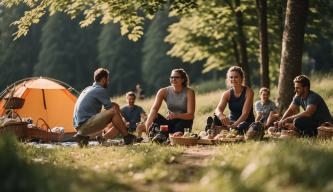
[218,113,230,125]
[167,111,177,120]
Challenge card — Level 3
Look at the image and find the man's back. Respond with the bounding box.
[73,83,112,128]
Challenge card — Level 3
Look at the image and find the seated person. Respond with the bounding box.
[102,91,147,142]
[277,75,332,137]
[145,68,195,142]
[214,66,255,134]
[73,68,136,147]
[255,87,279,129]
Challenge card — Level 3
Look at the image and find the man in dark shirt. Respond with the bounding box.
[278,75,332,136]
[73,68,136,147]
[121,91,147,139]
[103,91,147,141]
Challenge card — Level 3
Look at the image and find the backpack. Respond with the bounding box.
[148,123,160,140]
[246,122,265,140]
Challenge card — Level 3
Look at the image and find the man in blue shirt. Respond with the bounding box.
[277,75,332,136]
[255,87,279,129]
[103,91,147,142]
[121,91,147,139]
[73,68,136,147]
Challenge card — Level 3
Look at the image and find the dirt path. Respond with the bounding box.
[164,145,220,192]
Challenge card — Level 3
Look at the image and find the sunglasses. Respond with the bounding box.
[170,76,181,80]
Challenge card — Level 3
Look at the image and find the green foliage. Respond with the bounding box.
[165,0,261,79]
[191,140,333,192]
[1,0,197,41]
[98,23,143,96]
[0,134,47,192]
[0,5,42,91]
[142,10,188,94]
[34,13,100,90]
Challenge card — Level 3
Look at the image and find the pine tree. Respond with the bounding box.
[142,10,188,94]
[98,23,143,96]
[0,6,42,90]
[34,13,100,90]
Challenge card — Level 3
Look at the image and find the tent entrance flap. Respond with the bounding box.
[42,89,47,110]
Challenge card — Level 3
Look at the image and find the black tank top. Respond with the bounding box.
[228,86,255,123]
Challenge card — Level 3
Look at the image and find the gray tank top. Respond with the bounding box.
[165,86,187,114]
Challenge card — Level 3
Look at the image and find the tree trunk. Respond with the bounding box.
[277,0,309,114]
[232,37,241,65]
[256,0,269,88]
[235,0,251,87]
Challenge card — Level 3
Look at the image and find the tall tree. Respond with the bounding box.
[0,6,42,90]
[166,0,256,86]
[277,0,309,113]
[256,0,269,88]
[142,10,187,94]
[35,13,100,90]
[233,0,251,87]
[98,23,142,96]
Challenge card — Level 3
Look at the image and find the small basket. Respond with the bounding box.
[317,124,333,139]
[170,136,199,146]
[26,118,64,142]
[4,97,25,109]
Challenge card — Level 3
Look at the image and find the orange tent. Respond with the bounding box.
[0,77,79,134]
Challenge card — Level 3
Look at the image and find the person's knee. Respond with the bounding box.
[293,117,306,129]
[136,124,146,132]
[106,105,122,116]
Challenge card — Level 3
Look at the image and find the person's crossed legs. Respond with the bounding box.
[75,105,136,147]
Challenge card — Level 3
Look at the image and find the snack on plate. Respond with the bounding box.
[225,129,238,138]
[220,130,229,138]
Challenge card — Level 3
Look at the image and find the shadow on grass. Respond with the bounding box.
[0,134,134,192]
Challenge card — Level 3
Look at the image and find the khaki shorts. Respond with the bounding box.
[76,110,111,136]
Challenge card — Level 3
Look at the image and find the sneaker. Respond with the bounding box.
[96,135,106,145]
[73,133,89,148]
[123,134,137,145]
[152,132,167,144]
[205,116,213,132]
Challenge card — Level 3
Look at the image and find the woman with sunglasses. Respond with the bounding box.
[145,68,195,140]
[214,66,255,134]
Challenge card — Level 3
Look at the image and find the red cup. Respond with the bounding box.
[160,125,169,132]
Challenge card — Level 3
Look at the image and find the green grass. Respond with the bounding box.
[1,74,333,192]
[191,139,333,192]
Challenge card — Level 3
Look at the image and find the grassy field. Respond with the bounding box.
[1,74,333,192]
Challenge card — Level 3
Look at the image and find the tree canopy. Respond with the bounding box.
[1,0,197,41]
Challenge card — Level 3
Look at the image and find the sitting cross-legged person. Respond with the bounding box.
[103,91,147,142]
[73,68,136,147]
[255,87,280,129]
[214,66,255,135]
[145,68,195,143]
[274,75,332,137]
